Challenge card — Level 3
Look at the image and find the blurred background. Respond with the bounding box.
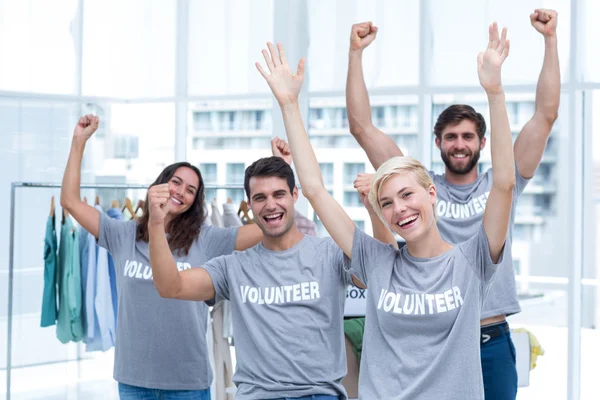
[0,0,598,399]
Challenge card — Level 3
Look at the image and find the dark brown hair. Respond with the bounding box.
[433,104,487,140]
[244,156,296,199]
[136,162,206,255]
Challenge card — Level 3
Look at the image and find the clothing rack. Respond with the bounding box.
[6,181,245,400]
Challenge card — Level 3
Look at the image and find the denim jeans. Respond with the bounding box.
[481,325,518,400]
[270,395,340,400]
[118,382,211,400]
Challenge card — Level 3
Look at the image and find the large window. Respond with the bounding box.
[308,0,419,91]
[0,0,79,94]
[428,0,570,86]
[582,90,600,396]
[83,0,176,98]
[1,1,599,398]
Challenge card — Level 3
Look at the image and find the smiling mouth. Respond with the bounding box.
[451,153,469,160]
[171,197,183,206]
[397,214,418,229]
[263,212,284,225]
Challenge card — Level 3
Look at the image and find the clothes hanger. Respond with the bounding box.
[95,195,100,205]
[62,206,69,224]
[227,197,233,204]
[50,196,55,218]
[122,197,138,220]
[237,200,254,224]
[135,199,145,213]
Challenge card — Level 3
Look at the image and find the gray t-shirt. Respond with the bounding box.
[430,166,529,319]
[346,224,503,400]
[203,235,351,400]
[98,212,238,390]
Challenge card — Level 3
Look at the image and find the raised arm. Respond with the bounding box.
[354,173,398,249]
[60,115,102,238]
[478,23,516,263]
[148,184,216,301]
[514,9,560,178]
[346,22,403,169]
[256,42,355,258]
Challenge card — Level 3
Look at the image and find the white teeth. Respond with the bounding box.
[454,154,467,158]
[398,215,418,226]
[171,198,182,205]
[264,213,283,220]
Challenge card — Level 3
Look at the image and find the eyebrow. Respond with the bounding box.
[379,187,410,203]
[444,131,476,136]
[173,175,197,191]
[251,189,287,200]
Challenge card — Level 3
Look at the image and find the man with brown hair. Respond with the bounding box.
[345,9,560,400]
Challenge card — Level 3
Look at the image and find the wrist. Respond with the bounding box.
[544,35,557,45]
[72,136,87,148]
[280,101,301,112]
[148,219,165,231]
[485,88,505,99]
[349,49,364,59]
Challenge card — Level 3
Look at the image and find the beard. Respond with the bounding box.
[440,148,481,175]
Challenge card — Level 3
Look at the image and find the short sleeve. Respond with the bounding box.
[98,211,135,254]
[458,224,505,284]
[202,254,232,305]
[321,238,353,286]
[514,161,532,198]
[343,226,398,286]
[201,225,239,260]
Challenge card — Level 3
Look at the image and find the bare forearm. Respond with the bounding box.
[369,210,398,249]
[535,37,560,121]
[280,102,325,198]
[60,137,86,209]
[149,222,181,297]
[488,91,516,190]
[346,50,374,134]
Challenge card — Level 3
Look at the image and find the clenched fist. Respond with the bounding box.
[530,9,557,38]
[271,136,292,166]
[148,183,172,224]
[350,22,378,52]
[354,173,375,210]
[74,114,99,141]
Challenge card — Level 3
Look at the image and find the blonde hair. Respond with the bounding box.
[368,156,437,227]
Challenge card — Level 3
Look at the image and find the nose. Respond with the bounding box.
[171,184,184,198]
[393,200,407,216]
[264,196,277,211]
[454,136,467,149]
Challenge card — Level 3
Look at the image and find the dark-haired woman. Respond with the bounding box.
[60,115,263,399]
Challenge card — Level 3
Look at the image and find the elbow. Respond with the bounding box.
[348,120,371,138]
[59,194,77,212]
[494,176,516,193]
[153,274,181,299]
[536,109,558,128]
[299,180,325,200]
[546,110,559,125]
[154,282,177,299]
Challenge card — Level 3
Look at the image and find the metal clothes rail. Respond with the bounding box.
[6,181,245,400]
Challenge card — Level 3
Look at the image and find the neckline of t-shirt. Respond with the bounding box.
[438,168,490,190]
[400,243,456,263]
[257,235,309,255]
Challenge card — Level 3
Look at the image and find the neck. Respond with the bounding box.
[405,225,452,258]
[443,165,479,185]
[262,224,304,252]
